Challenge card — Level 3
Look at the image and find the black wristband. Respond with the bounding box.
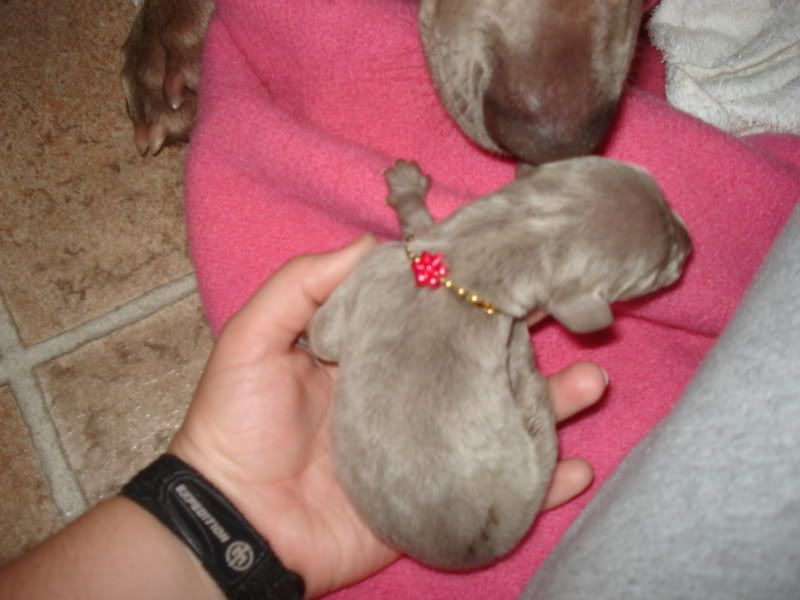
[121,454,305,600]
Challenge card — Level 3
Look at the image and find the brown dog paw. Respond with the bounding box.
[120,0,214,155]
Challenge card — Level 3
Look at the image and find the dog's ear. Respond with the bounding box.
[548,293,613,334]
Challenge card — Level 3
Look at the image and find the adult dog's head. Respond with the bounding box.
[419,0,642,164]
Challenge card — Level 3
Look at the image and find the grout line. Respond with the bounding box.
[0,273,198,382]
[0,272,198,520]
[9,374,88,520]
[0,291,87,519]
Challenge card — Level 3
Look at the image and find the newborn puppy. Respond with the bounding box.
[307,158,691,569]
[120,1,641,159]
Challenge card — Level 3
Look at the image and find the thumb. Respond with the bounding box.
[220,235,377,358]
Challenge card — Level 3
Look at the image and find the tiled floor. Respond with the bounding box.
[0,0,214,561]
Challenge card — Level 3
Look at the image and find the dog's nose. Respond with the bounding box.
[483,91,617,165]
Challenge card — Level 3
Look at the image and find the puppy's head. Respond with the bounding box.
[419,0,642,164]
[516,158,690,333]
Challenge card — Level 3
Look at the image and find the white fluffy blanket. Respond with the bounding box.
[649,0,800,135]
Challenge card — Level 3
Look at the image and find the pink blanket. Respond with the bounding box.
[185,2,800,598]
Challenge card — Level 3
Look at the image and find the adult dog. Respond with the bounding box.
[121,0,642,163]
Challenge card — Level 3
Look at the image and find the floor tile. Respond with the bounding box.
[38,295,213,504]
[0,386,63,564]
[0,0,190,344]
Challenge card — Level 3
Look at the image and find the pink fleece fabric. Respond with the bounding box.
[185,1,800,598]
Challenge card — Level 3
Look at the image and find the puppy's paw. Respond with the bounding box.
[384,160,430,206]
[120,0,214,156]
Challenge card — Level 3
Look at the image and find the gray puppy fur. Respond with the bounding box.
[307,157,691,570]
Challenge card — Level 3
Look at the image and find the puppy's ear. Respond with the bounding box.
[548,294,613,334]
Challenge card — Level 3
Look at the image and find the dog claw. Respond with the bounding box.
[149,124,167,155]
[164,70,186,110]
[134,123,151,156]
[133,123,167,156]
[169,95,184,111]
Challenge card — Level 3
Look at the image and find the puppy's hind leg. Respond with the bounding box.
[384,160,434,237]
[508,322,556,447]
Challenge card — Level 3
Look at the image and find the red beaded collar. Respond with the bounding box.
[404,236,507,316]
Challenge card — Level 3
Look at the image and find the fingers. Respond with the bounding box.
[548,361,607,423]
[541,363,605,509]
[221,235,377,357]
[542,457,593,510]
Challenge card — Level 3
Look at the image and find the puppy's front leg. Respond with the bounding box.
[384,160,434,237]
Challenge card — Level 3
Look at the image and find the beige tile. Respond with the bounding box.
[0,386,64,564]
[0,0,190,344]
[38,295,213,504]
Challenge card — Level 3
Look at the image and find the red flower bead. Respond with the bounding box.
[412,251,448,289]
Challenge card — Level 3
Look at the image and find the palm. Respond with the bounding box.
[172,340,397,598]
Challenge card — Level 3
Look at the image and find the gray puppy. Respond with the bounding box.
[307,157,690,570]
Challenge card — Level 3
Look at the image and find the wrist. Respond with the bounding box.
[115,496,226,600]
[122,453,306,599]
[167,436,313,581]
[0,495,226,600]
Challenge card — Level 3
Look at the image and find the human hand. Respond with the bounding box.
[169,235,606,598]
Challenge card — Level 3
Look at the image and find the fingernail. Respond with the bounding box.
[169,94,184,110]
[600,368,609,386]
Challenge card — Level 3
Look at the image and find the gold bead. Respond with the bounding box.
[444,280,453,288]
[470,294,478,303]
[486,307,495,315]
[457,288,465,296]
